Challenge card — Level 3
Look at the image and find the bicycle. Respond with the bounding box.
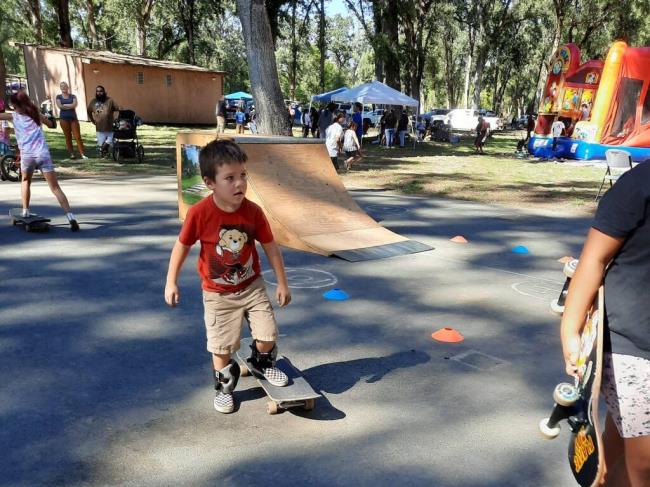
[0,143,21,182]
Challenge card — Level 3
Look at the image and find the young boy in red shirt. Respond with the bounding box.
[165,139,291,414]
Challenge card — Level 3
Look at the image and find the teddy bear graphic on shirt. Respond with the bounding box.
[211,227,255,285]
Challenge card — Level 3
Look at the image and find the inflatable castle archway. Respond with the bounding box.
[529,42,650,162]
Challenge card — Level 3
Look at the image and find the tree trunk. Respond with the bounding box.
[26,0,43,43]
[0,45,6,107]
[318,0,325,92]
[372,0,384,81]
[85,0,99,48]
[236,0,292,136]
[382,1,400,90]
[55,0,73,48]
[135,0,155,56]
[462,51,472,109]
[289,0,298,101]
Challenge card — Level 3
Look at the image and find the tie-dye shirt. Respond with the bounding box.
[12,112,50,159]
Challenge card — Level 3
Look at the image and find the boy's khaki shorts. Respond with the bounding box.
[202,276,278,354]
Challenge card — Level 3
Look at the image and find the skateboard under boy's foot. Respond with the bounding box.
[9,208,51,232]
[539,286,605,486]
[550,259,579,315]
[236,337,320,415]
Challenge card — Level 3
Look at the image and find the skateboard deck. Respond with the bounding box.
[9,208,51,232]
[540,286,605,487]
[236,337,320,415]
[551,259,578,315]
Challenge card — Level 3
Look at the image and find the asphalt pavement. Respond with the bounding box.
[0,175,594,486]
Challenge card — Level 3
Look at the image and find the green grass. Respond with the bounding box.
[30,122,605,213]
[43,121,178,177]
[343,130,605,213]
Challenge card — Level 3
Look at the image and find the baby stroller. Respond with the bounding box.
[112,110,144,163]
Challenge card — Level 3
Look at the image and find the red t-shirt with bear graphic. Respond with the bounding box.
[179,196,274,293]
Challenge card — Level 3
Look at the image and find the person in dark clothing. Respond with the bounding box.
[384,109,397,148]
[561,162,650,486]
[525,114,535,141]
[474,116,489,154]
[310,107,319,137]
[397,110,409,148]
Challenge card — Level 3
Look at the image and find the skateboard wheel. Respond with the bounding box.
[304,399,315,411]
[550,299,565,315]
[553,382,579,406]
[25,223,32,232]
[563,259,578,278]
[266,401,279,415]
[240,366,251,377]
[11,219,17,226]
[539,418,561,439]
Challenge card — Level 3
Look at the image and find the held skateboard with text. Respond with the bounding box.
[9,208,50,232]
[539,286,605,487]
[236,337,320,415]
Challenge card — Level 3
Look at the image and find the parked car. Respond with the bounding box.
[364,108,385,127]
[225,99,253,123]
[439,109,503,132]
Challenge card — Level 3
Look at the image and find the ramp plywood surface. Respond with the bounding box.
[176,132,432,260]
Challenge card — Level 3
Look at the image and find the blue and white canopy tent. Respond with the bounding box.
[310,87,349,104]
[224,91,253,100]
[333,81,420,147]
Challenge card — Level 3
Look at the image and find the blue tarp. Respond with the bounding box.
[311,87,349,103]
[225,91,253,100]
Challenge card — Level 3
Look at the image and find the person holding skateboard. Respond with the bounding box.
[561,162,650,486]
[164,139,291,414]
[0,91,79,231]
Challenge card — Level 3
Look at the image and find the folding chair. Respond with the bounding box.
[596,149,633,201]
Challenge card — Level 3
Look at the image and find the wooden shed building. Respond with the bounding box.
[21,45,225,124]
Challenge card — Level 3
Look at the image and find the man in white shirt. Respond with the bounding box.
[325,112,345,170]
[551,118,566,152]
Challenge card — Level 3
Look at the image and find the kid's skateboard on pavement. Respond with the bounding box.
[9,208,51,232]
[539,286,605,487]
[551,258,578,315]
[236,337,320,415]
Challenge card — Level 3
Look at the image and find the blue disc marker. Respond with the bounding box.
[512,245,530,254]
[323,288,349,301]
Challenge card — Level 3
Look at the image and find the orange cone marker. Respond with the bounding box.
[450,235,468,243]
[431,327,465,343]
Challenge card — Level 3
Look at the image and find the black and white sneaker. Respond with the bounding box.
[69,219,80,232]
[262,366,289,387]
[214,391,234,413]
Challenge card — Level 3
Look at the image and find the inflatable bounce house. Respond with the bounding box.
[529,42,650,162]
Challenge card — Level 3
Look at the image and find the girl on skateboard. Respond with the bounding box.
[561,162,650,486]
[0,91,79,231]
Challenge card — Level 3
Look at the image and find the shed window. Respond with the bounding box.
[165,74,173,87]
[137,72,144,85]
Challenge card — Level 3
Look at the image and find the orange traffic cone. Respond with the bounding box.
[450,235,468,243]
[431,327,464,343]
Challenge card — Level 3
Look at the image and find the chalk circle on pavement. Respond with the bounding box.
[263,268,338,289]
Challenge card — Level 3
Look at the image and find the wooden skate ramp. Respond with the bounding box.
[176,132,432,261]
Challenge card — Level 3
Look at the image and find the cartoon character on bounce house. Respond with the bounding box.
[209,227,255,286]
[529,41,650,162]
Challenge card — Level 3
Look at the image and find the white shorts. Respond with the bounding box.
[601,352,650,438]
[97,132,114,146]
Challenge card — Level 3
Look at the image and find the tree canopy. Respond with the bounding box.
[3,0,650,119]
